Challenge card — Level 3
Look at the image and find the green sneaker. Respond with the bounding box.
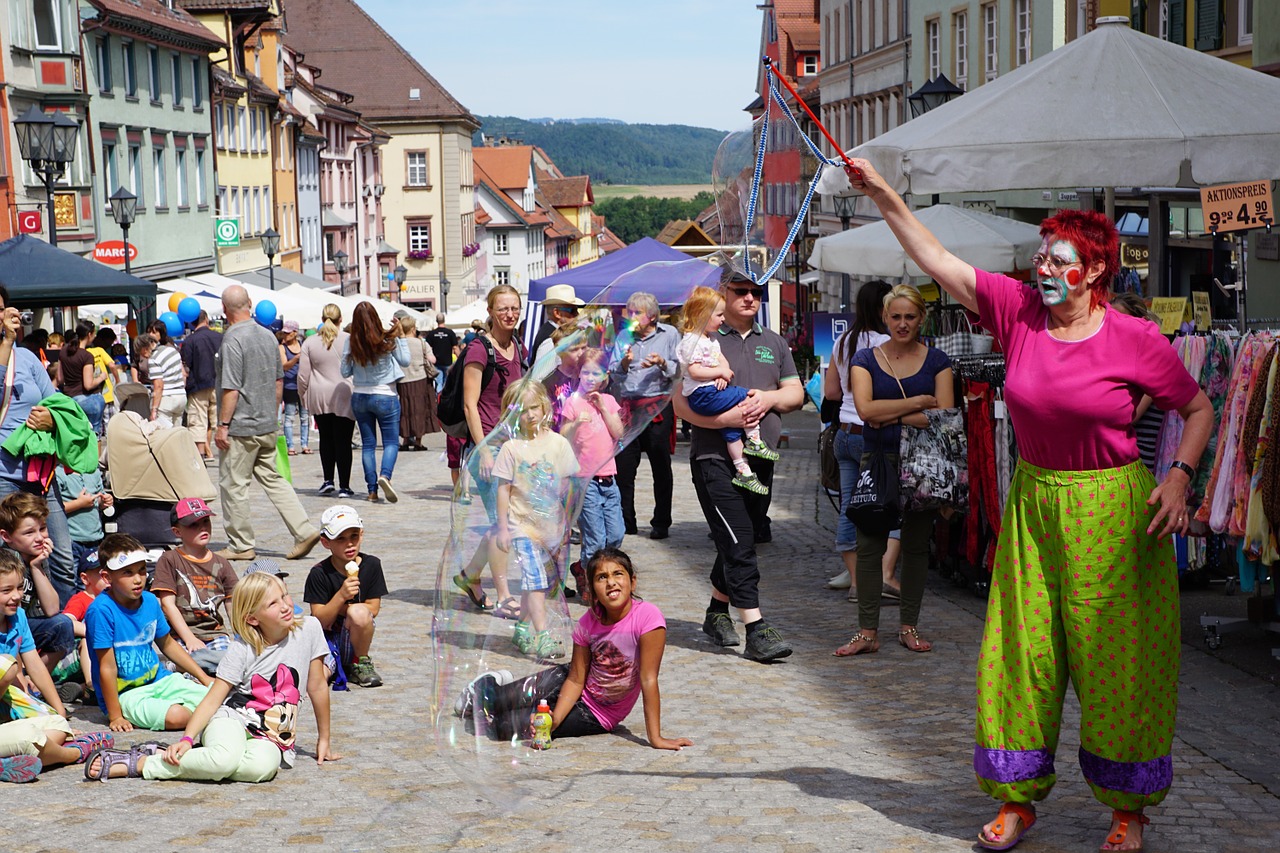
[531,630,565,660]
[732,471,770,495]
[743,439,780,461]
[512,621,534,655]
[351,656,383,688]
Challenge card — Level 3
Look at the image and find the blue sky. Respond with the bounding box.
[356,0,762,131]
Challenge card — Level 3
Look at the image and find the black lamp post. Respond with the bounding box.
[832,193,857,312]
[393,264,407,302]
[333,250,348,295]
[262,228,280,290]
[13,105,81,247]
[907,73,964,119]
[439,274,450,314]
[108,187,138,276]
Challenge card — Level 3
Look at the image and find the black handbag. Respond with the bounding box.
[844,446,901,537]
[818,421,841,495]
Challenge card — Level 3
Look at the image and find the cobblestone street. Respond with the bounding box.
[7,411,1278,852]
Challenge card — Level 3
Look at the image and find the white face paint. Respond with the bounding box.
[1033,238,1084,307]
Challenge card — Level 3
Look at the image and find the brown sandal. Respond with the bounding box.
[898,627,933,652]
[833,631,879,656]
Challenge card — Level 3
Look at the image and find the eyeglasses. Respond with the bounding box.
[728,286,764,299]
[1031,254,1083,274]
[492,306,521,316]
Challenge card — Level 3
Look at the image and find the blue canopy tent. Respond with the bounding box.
[0,234,157,318]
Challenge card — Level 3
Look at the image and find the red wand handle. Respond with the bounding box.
[762,57,862,182]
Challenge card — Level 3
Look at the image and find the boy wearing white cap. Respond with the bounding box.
[85,534,213,732]
[303,506,387,688]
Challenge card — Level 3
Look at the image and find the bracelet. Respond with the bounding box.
[179,735,194,746]
[1169,460,1195,479]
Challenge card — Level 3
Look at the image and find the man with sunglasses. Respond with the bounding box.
[531,284,585,367]
[671,262,804,661]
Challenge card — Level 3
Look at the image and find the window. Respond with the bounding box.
[495,268,510,287]
[251,187,261,234]
[101,142,118,206]
[260,109,269,152]
[123,42,137,97]
[152,145,167,207]
[127,144,141,196]
[408,222,432,255]
[34,0,61,50]
[148,46,161,102]
[955,12,969,90]
[406,151,429,187]
[195,149,207,206]
[96,38,112,92]
[171,53,183,106]
[192,58,203,108]
[1239,0,1253,46]
[494,232,509,254]
[175,148,188,208]
[238,106,247,151]
[802,55,818,75]
[230,186,239,224]
[250,109,259,153]
[1015,0,1032,67]
[927,19,940,80]
[215,106,225,148]
[982,3,999,83]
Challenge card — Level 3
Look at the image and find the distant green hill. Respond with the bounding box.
[475,116,724,185]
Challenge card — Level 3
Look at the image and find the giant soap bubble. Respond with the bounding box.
[431,253,729,808]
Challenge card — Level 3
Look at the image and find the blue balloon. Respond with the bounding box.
[177,297,201,325]
[255,300,277,327]
[159,312,183,339]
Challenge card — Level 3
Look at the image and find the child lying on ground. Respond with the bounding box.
[84,571,337,781]
[457,547,692,751]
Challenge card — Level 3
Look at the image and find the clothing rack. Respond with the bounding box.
[950,353,1006,386]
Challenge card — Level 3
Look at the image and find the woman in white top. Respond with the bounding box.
[822,280,900,600]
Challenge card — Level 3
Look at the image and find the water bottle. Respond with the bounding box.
[530,699,553,750]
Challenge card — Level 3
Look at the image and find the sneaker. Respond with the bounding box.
[569,528,581,545]
[827,572,852,589]
[702,610,740,647]
[532,630,565,660]
[56,681,83,705]
[512,621,534,655]
[351,656,383,688]
[453,669,513,717]
[0,755,41,783]
[744,622,793,662]
[732,471,769,495]
[318,481,336,496]
[743,439,780,461]
[337,488,357,499]
[377,475,399,503]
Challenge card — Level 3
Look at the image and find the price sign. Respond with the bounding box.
[1200,180,1274,234]
[1192,291,1212,331]
[1150,297,1189,335]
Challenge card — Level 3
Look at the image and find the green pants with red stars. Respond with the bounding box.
[974,460,1179,812]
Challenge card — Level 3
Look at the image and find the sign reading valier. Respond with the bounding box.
[1199,180,1274,234]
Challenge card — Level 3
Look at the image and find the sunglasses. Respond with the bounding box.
[728,286,764,298]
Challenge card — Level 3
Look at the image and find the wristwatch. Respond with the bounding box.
[218,421,231,428]
[1169,460,1195,478]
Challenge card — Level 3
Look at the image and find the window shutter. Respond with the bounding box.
[1194,0,1221,51]
[1130,1,1146,31]
[1168,0,1186,45]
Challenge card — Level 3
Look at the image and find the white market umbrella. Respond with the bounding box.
[817,17,1280,197]
[809,204,1043,278]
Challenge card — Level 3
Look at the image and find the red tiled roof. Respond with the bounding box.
[598,226,626,254]
[474,165,535,228]
[474,205,491,226]
[540,176,592,209]
[473,146,534,192]
[537,194,581,240]
[176,0,271,13]
[283,0,477,126]
[87,0,225,51]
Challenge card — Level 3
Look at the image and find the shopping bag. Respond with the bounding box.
[275,434,293,484]
[898,407,968,512]
[844,447,901,536]
[935,311,994,358]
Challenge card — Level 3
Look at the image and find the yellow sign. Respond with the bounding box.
[1150,297,1189,335]
[1200,180,1274,234]
[1192,291,1212,330]
[919,282,941,302]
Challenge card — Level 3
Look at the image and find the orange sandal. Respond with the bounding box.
[1101,809,1148,852]
[978,802,1036,850]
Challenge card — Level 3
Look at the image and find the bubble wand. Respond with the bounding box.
[761,56,862,182]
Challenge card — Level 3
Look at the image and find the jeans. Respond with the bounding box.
[0,477,74,607]
[282,400,311,450]
[578,478,624,565]
[834,428,865,552]
[73,393,105,435]
[435,367,448,394]
[351,393,400,494]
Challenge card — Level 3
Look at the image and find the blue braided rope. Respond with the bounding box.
[742,84,769,269]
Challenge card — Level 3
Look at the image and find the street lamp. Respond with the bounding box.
[108,187,138,276]
[262,227,280,290]
[393,265,407,303]
[439,274,450,314]
[907,73,964,119]
[333,250,348,295]
[13,105,81,247]
[832,193,857,312]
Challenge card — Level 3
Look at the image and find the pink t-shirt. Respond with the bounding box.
[572,599,665,730]
[561,392,621,477]
[974,269,1199,471]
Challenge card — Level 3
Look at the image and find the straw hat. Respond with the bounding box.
[541,284,585,308]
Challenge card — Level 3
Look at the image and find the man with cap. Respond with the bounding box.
[215,285,323,562]
[671,261,804,662]
[531,284,585,367]
[152,497,240,675]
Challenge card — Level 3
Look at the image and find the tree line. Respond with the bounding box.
[594,193,717,245]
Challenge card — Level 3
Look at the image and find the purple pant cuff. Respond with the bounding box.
[974,744,1055,783]
[1079,747,1172,796]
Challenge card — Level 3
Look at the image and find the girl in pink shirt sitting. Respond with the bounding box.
[456,548,692,751]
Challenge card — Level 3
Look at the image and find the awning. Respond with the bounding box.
[322,209,353,228]
[0,234,156,312]
[376,240,400,255]
[228,267,340,293]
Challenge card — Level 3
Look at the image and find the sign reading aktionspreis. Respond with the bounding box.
[1200,180,1274,234]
